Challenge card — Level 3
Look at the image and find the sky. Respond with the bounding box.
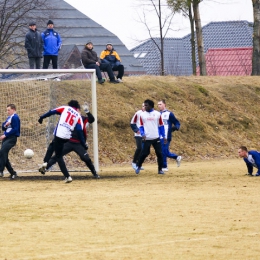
[65,0,253,50]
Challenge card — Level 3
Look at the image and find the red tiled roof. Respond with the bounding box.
[196,47,252,76]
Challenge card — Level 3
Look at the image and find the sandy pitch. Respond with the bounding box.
[0,158,259,260]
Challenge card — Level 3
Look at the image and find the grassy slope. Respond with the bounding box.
[88,75,260,165]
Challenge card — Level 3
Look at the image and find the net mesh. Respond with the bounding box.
[0,73,94,173]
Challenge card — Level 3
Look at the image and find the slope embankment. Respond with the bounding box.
[93,76,260,165]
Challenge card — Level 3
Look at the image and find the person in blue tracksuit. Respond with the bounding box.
[238,146,260,176]
[0,104,20,179]
[157,99,181,171]
[41,20,62,69]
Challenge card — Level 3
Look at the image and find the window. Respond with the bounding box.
[133,52,148,58]
[139,52,147,58]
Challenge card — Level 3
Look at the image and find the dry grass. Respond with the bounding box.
[1,159,260,260]
[94,75,260,164]
[1,75,260,168]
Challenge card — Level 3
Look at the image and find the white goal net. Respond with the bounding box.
[0,69,99,173]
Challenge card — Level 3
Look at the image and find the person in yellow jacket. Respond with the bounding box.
[100,43,124,82]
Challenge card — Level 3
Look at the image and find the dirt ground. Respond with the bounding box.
[0,158,260,260]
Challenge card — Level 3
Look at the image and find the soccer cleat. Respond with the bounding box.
[10,172,17,180]
[98,79,105,84]
[39,162,47,175]
[109,79,119,84]
[162,168,168,172]
[132,163,137,170]
[245,173,253,176]
[135,167,141,174]
[64,176,73,183]
[158,170,165,175]
[93,173,100,179]
[0,172,3,177]
[140,167,144,170]
[255,173,260,177]
[176,156,182,167]
[117,78,123,83]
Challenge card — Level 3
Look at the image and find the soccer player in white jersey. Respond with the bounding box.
[238,146,260,176]
[130,103,145,170]
[135,99,167,175]
[158,99,181,171]
[38,100,87,183]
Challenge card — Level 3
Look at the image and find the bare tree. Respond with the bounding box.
[193,0,206,75]
[0,0,50,69]
[136,0,175,75]
[167,0,206,75]
[167,0,196,75]
[252,0,260,75]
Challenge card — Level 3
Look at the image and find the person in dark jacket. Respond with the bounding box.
[100,43,124,82]
[81,41,119,84]
[41,20,62,69]
[24,21,43,69]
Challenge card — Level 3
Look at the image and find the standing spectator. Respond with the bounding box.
[39,102,100,179]
[100,43,124,82]
[38,100,87,183]
[130,103,145,169]
[0,104,20,179]
[135,99,166,175]
[238,146,260,176]
[157,99,181,171]
[42,20,62,69]
[24,21,43,69]
[81,41,119,84]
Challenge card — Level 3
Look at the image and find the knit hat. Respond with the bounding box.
[86,41,93,45]
[106,43,112,46]
[47,20,54,25]
[29,21,36,26]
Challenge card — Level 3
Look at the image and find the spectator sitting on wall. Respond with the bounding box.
[81,41,119,84]
[100,43,124,82]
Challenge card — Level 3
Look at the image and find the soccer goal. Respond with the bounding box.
[0,69,99,173]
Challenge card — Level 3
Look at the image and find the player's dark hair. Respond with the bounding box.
[7,104,16,110]
[144,99,154,108]
[68,100,80,109]
[239,146,248,152]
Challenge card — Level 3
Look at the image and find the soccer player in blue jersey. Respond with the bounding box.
[157,99,181,172]
[0,104,20,179]
[238,146,260,176]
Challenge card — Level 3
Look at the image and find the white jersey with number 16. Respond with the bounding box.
[54,106,83,139]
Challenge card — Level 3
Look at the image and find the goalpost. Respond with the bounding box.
[0,69,99,173]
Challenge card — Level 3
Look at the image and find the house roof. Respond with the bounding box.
[198,47,252,76]
[130,20,253,75]
[58,44,82,68]
[21,0,145,74]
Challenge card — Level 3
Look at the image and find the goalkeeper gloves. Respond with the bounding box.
[82,102,89,113]
[38,117,43,124]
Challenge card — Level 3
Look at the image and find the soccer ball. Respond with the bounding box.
[24,149,34,159]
